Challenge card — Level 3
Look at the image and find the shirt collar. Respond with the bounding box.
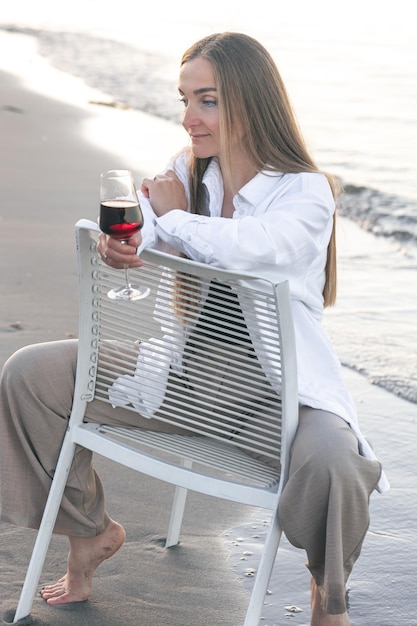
[202,160,284,214]
[237,170,285,208]
[202,158,223,217]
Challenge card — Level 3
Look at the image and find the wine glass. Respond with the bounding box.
[99,169,150,301]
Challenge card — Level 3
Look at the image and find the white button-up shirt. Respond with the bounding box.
[137,152,388,492]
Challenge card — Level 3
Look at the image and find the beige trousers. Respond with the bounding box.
[0,339,381,614]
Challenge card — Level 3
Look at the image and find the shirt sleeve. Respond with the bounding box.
[135,193,158,255]
[136,151,190,256]
[154,173,335,281]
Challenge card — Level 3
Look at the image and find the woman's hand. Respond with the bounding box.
[141,169,187,217]
[97,231,144,269]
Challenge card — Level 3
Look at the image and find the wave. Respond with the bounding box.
[2,25,181,121]
[341,184,417,247]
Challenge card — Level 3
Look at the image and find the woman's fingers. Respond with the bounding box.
[97,233,143,269]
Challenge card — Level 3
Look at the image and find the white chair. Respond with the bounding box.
[13,219,299,625]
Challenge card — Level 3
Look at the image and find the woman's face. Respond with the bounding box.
[178,57,222,159]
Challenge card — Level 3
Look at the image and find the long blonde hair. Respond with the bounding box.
[181,32,340,307]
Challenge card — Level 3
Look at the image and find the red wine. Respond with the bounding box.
[99,200,143,239]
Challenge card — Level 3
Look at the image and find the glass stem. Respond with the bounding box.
[120,240,131,291]
[124,266,131,290]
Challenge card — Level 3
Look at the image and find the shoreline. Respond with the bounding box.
[1,29,417,626]
[0,30,186,176]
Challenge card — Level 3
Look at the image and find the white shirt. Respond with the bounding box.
[136,152,388,492]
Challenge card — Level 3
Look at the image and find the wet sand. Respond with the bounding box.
[1,45,417,626]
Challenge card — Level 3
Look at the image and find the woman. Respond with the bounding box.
[0,33,386,625]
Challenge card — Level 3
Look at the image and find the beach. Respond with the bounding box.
[1,31,417,626]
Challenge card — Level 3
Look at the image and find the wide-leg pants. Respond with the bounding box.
[0,340,381,614]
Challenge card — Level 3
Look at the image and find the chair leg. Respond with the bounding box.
[243,512,282,626]
[165,458,192,548]
[13,435,77,623]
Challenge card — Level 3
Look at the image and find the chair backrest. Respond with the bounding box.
[75,219,298,480]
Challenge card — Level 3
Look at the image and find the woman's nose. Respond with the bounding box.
[182,104,198,129]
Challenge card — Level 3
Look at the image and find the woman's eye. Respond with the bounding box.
[177,96,217,108]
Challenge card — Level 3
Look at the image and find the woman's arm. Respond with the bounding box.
[153,173,335,279]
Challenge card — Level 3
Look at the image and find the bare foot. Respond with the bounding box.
[310,578,350,626]
[41,519,126,606]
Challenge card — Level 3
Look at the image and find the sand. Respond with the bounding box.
[1,33,417,626]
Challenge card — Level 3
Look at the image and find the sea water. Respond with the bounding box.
[1,0,416,404]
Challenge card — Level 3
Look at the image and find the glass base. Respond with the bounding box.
[107,284,150,301]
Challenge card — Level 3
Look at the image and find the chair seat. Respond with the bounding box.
[81,422,279,488]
